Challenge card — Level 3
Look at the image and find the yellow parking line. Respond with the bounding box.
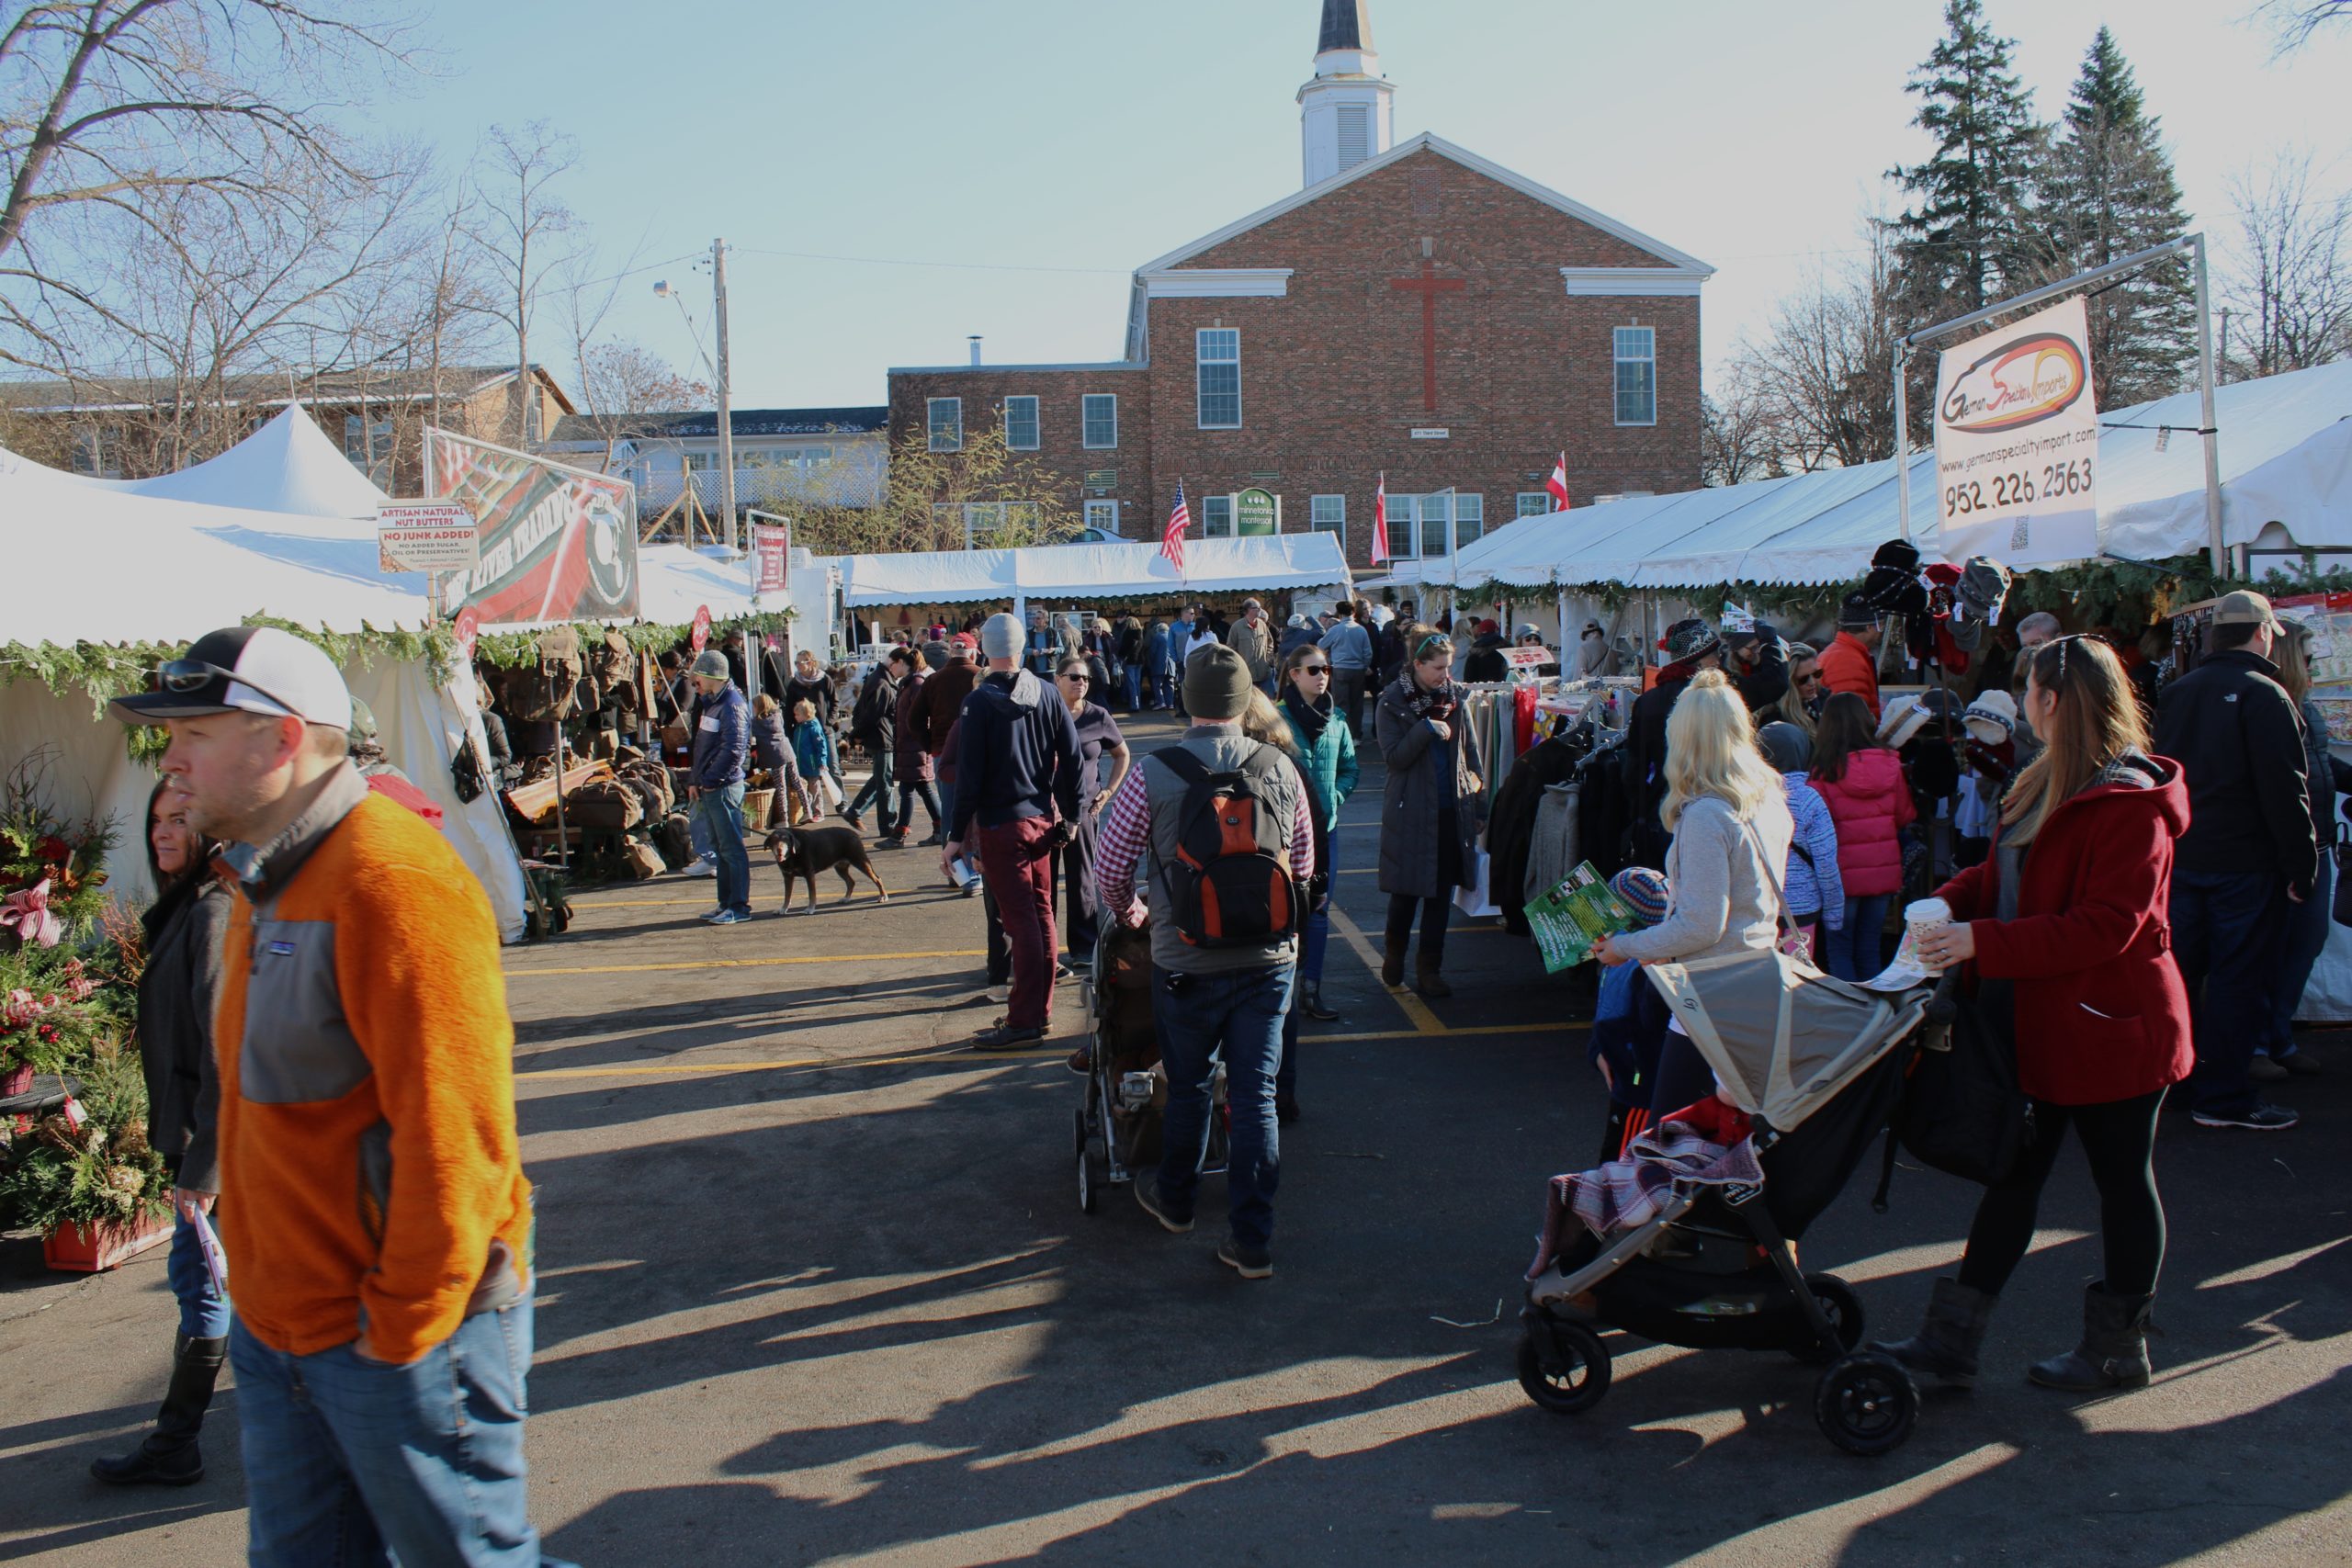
[517,1043,1051,1081]
[1323,905,1446,1034]
[503,949,985,978]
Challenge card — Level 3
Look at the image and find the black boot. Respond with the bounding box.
[1298,983,1340,1022]
[2028,1281,2154,1393]
[1381,937,1407,988]
[91,1333,225,1486]
[1871,1278,1998,1389]
[1414,963,1453,998]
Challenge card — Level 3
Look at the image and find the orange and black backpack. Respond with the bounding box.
[1152,745,1300,948]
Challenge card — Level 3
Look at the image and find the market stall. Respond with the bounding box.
[838,533,1353,615]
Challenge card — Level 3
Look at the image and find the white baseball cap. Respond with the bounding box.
[109,626,354,729]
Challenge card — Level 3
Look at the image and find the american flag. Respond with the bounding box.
[1160,480,1190,572]
[1370,473,1390,564]
[1546,451,1572,511]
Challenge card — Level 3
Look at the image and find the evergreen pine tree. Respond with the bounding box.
[1890,0,2046,321]
[2033,28,2195,406]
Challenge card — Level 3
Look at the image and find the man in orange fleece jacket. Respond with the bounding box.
[115,626,568,1568]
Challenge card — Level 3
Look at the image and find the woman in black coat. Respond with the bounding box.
[1374,631,1486,998]
[91,781,233,1487]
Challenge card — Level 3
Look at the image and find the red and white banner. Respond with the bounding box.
[1371,473,1391,564]
[752,522,791,596]
[424,428,639,627]
[1546,452,1572,511]
[690,604,713,653]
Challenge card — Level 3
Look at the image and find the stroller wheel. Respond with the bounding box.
[1792,1273,1868,1364]
[1077,1146,1099,1215]
[1516,1321,1611,1415]
[1814,1351,1920,1457]
[1073,1102,1090,1156]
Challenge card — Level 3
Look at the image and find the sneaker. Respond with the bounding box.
[875,836,905,852]
[981,984,1012,1005]
[2249,1055,2289,1083]
[1217,1238,1273,1279]
[683,857,718,878]
[2193,1101,2300,1131]
[1135,1179,1193,1235]
[703,908,747,926]
[1065,1045,1094,1076]
[970,1023,1045,1052]
[842,813,863,832]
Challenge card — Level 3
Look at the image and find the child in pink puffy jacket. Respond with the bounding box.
[1808,692,1916,980]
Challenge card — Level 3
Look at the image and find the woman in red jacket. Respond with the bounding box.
[1808,692,1915,980]
[1877,635,2191,1395]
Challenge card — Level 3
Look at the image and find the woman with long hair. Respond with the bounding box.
[1275,641,1358,1025]
[2259,621,2349,1078]
[1878,635,2191,1394]
[91,780,234,1486]
[1808,690,1916,980]
[1771,641,1822,736]
[1374,631,1486,997]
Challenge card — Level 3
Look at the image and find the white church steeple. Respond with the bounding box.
[1297,0,1393,188]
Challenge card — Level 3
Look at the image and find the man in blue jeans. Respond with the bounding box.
[2154,591,2317,1131]
[686,649,753,924]
[1094,643,1317,1278]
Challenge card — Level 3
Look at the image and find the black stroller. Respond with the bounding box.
[1520,960,1939,1455]
[1073,920,1227,1213]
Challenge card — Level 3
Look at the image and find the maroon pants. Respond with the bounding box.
[978,817,1059,1030]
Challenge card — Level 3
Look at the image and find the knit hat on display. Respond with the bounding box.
[1182,643,1253,721]
[979,613,1024,660]
[1609,866,1672,928]
[1756,721,1814,774]
[1838,593,1879,631]
[1659,617,1720,665]
[689,649,730,680]
[1877,693,1932,750]
[1963,690,2018,745]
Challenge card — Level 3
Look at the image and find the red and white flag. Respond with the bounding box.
[1546,452,1572,511]
[1370,473,1391,564]
[1160,480,1191,573]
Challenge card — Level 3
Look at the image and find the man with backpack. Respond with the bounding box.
[842,661,901,839]
[1094,643,1317,1280]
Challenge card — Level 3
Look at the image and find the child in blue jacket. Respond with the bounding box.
[788,699,836,818]
[1589,866,1675,1162]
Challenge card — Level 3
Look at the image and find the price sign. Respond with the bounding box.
[1501,644,1551,670]
[1932,296,2098,567]
[690,604,713,654]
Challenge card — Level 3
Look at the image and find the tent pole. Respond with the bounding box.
[1894,344,1911,543]
[2192,232,2225,575]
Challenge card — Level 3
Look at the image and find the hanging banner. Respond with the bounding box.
[752,521,791,595]
[424,429,639,626]
[376,500,481,573]
[1932,296,2098,567]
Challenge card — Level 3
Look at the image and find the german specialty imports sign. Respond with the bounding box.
[1932,296,2098,567]
[376,501,481,573]
[424,428,639,626]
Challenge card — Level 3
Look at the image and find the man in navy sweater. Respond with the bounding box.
[944,613,1082,1049]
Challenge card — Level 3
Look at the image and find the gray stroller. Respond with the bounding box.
[1072,919,1227,1213]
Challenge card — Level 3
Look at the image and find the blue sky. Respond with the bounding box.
[379,0,2351,409]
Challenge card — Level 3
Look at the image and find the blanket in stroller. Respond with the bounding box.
[1527,1098,1761,1280]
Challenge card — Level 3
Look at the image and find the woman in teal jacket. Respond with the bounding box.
[1278,641,1359,1024]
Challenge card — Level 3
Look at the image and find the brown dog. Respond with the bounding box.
[764,825,890,914]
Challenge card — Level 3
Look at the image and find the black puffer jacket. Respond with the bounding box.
[2154,647,2318,894]
[137,876,232,1192]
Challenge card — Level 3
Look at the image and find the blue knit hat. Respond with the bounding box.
[1610,866,1671,928]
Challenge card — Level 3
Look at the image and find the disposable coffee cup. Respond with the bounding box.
[1897,897,1953,973]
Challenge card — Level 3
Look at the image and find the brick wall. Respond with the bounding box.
[884,367,1154,537]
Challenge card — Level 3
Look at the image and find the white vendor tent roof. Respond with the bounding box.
[1438,360,2352,590]
[840,533,1351,608]
[115,406,392,519]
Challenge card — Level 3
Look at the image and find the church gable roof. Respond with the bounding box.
[1134,132,1713,278]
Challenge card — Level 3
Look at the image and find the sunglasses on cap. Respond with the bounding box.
[157,658,307,720]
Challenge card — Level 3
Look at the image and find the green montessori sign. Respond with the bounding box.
[1235,487,1280,536]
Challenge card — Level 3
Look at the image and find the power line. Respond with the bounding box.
[731,244,1128,277]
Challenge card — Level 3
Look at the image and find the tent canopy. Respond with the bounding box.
[1439,360,2352,590]
[117,406,392,520]
[840,533,1351,608]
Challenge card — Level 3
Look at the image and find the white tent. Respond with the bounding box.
[840,533,1352,609]
[118,406,392,521]
[1438,360,2352,590]
[0,446,527,940]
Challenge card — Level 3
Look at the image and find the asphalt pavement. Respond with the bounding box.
[5,708,2350,1566]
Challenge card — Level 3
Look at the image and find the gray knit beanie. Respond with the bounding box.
[1182,643,1253,722]
[979,612,1024,660]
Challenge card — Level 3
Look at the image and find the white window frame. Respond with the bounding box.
[1613,326,1657,427]
[1309,493,1346,538]
[1454,493,1484,550]
[928,397,963,452]
[1202,494,1235,537]
[1385,493,1419,559]
[1003,395,1040,450]
[1084,499,1122,536]
[1196,329,1241,430]
[1516,491,1553,518]
[1082,392,1118,449]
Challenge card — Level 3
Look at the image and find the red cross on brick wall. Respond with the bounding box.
[1389,244,1465,412]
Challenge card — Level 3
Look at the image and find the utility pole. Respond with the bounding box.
[713,236,739,555]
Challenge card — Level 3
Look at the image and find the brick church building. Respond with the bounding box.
[886,0,1709,576]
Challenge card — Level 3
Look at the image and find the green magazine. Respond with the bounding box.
[1527,861,1642,973]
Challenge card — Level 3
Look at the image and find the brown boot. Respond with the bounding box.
[1415,964,1453,998]
[1381,936,1407,987]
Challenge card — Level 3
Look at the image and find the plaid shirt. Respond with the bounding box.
[1094,738,1317,929]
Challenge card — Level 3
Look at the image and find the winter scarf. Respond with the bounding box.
[1283,686,1333,746]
